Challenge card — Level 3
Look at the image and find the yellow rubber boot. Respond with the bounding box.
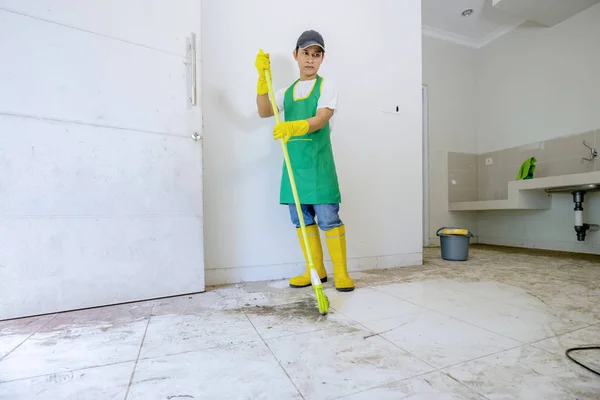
[289,224,328,288]
[325,225,355,292]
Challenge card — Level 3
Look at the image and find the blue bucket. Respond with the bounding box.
[436,227,473,261]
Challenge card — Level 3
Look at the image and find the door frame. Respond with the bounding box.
[422,84,430,247]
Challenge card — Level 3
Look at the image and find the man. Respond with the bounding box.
[255,30,354,292]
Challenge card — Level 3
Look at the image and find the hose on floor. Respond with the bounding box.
[565,346,600,376]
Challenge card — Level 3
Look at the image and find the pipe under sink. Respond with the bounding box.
[543,185,600,241]
[545,183,600,193]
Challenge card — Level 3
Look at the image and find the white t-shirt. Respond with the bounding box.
[275,78,337,121]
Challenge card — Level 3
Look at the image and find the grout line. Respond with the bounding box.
[442,371,493,400]
[369,334,438,372]
[361,322,409,340]
[322,304,442,382]
[0,110,193,140]
[368,287,528,344]
[243,312,305,400]
[439,343,526,371]
[363,284,599,386]
[368,282,600,345]
[527,338,600,375]
[336,333,509,400]
[135,337,264,362]
[350,318,439,372]
[336,369,495,400]
[0,314,58,363]
[247,323,348,342]
[133,301,354,361]
[0,7,188,59]
[136,299,361,360]
[451,286,593,317]
[332,370,440,400]
[434,344,529,400]
[123,304,155,400]
[0,359,138,384]
[527,322,600,354]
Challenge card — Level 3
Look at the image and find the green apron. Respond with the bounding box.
[279,75,341,205]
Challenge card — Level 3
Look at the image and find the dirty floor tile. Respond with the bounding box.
[266,325,435,399]
[361,311,521,369]
[343,370,487,399]
[0,314,55,360]
[128,341,301,400]
[139,309,262,359]
[1,246,598,399]
[443,345,600,399]
[244,297,356,340]
[0,317,147,382]
[324,287,426,324]
[532,324,600,373]
[0,362,133,399]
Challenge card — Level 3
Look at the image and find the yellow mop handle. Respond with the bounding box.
[264,67,329,315]
[264,70,315,271]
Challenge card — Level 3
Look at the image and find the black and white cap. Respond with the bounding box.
[296,30,325,51]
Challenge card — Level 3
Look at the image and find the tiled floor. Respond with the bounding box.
[1,245,599,399]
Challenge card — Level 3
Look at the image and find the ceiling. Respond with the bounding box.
[422,0,525,48]
[422,0,600,48]
[492,0,600,26]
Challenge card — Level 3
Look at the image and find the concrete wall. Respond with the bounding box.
[422,36,478,245]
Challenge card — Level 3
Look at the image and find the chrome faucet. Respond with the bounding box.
[581,140,597,163]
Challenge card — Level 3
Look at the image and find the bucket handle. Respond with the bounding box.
[436,227,473,237]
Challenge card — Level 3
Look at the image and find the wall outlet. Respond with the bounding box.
[486,157,493,165]
[382,105,400,114]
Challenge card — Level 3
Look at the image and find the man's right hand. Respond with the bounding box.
[255,49,271,95]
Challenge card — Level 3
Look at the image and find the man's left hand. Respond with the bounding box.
[273,120,310,143]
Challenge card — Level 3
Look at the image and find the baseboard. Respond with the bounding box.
[205,252,423,286]
[477,236,600,255]
[428,237,440,246]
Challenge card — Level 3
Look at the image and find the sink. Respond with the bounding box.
[545,183,600,193]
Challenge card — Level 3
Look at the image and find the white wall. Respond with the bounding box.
[201,0,423,285]
[476,3,600,153]
[422,37,479,155]
[422,36,478,245]
[475,3,600,253]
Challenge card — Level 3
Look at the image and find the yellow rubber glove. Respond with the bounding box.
[255,49,271,95]
[273,120,310,143]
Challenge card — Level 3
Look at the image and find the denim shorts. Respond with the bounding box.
[287,204,343,231]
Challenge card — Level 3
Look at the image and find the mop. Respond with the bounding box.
[264,68,330,316]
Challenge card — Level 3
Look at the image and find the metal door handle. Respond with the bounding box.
[190,32,197,106]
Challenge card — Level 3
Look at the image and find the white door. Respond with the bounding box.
[0,1,204,320]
